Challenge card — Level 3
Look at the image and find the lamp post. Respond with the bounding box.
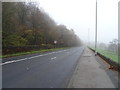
[95,0,97,56]
[87,28,90,47]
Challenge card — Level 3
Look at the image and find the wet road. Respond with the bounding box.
[2,47,84,88]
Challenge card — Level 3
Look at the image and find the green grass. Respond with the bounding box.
[89,47,119,63]
[96,48,119,63]
[1,48,65,58]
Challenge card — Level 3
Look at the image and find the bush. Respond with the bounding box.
[3,34,27,46]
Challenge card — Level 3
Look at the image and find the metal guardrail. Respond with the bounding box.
[89,48,120,72]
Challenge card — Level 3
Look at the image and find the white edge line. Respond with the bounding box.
[1,49,67,65]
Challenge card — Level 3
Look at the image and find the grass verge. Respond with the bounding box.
[89,47,119,63]
[1,48,66,58]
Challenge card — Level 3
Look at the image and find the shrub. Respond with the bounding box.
[3,34,27,46]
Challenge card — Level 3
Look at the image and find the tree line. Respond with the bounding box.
[2,2,81,54]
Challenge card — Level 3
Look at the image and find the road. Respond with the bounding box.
[2,47,84,88]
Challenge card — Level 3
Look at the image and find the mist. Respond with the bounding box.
[32,0,119,45]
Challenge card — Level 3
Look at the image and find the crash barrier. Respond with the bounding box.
[89,48,120,72]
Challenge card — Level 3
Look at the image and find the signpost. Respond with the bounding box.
[54,40,57,48]
[54,40,57,44]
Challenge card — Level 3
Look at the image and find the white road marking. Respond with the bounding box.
[2,58,28,65]
[51,57,56,60]
[56,50,67,53]
[1,49,68,65]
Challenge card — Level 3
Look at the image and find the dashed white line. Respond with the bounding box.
[1,49,68,66]
[51,57,56,60]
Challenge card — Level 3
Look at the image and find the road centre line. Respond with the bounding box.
[1,49,68,66]
[51,57,56,60]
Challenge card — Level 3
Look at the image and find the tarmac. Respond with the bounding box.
[68,48,119,88]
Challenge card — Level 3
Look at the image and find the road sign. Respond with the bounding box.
[54,40,57,44]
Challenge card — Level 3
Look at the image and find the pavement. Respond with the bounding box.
[2,47,84,88]
[68,48,119,88]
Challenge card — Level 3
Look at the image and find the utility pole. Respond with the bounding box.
[95,0,97,56]
[87,28,90,47]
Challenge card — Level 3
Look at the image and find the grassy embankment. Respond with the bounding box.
[1,48,66,58]
[90,47,119,63]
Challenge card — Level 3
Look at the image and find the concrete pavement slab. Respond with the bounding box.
[68,48,119,88]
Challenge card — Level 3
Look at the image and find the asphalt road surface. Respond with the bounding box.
[2,47,84,88]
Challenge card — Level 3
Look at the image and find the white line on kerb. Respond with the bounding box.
[1,49,67,65]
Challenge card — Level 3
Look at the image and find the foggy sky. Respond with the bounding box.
[33,0,118,44]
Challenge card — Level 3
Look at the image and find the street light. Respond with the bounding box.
[87,28,90,46]
[95,0,97,56]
